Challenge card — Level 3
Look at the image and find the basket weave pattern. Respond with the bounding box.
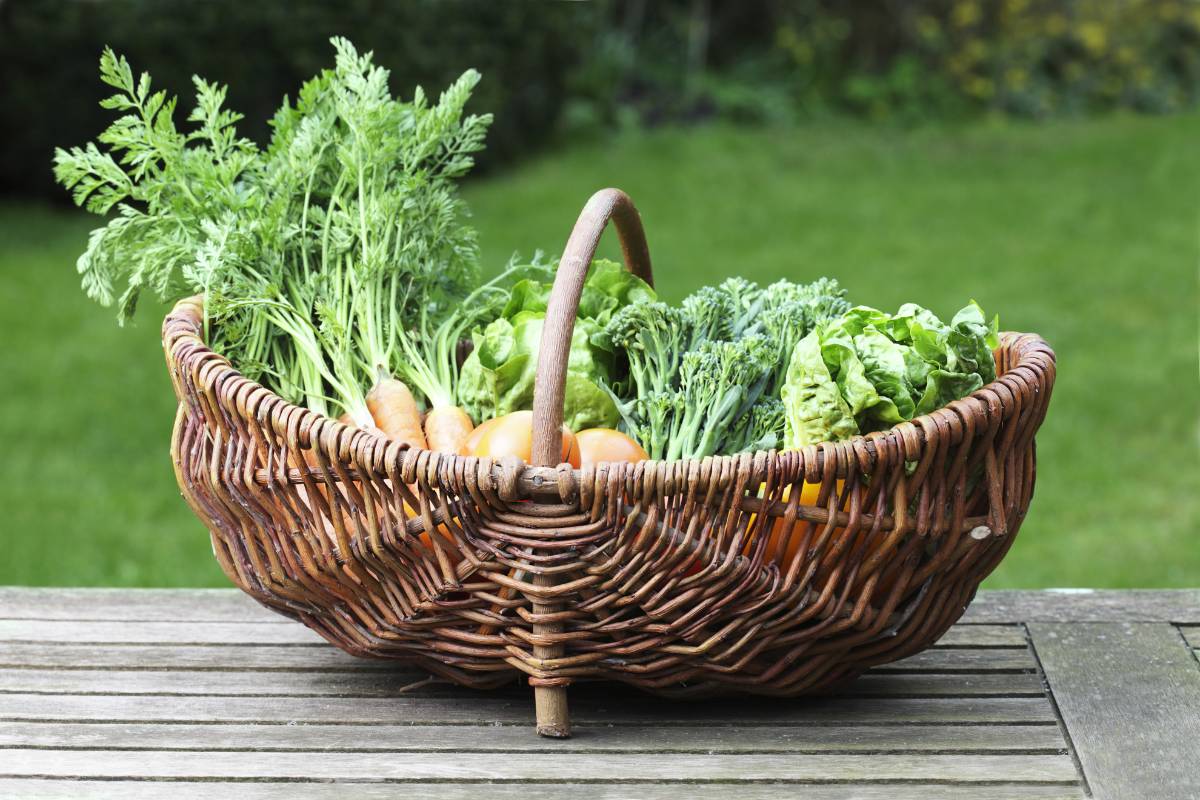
[163,190,1055,717]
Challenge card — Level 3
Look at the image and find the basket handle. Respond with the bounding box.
[530,188,654,466]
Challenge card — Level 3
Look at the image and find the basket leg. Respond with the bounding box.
[532,572,570,738]
[535,685,570,738]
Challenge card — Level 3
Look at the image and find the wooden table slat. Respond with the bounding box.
[0,692,1060,725]
[0,780,1088,800]
[0,640,1038,673]
[0,720,1068,753]
[963,590,1200,624]
[0,749,1081,782]
[0,667,1045,698]
[5,587,1191,625]
[0,588,274,623]
[1176,624,1199,649]
[0,618,1029,648]
[7,587,1197,798]
[1028,621,1200,800]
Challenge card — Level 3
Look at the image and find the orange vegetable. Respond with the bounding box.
[366,377,427,448]
[576,428,648,465]
[751,480,846,567]
[424,405,475,454]
[462,410,580,467]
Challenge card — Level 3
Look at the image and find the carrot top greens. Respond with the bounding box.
[54,38,490,423]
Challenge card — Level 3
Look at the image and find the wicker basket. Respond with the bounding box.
[163,188,1056,737]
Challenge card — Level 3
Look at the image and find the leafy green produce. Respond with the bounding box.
[456,258,654,430]
[606,276,849,459]
[782,301,1000,449]
[665,335,777,460]
[53,39,490,424]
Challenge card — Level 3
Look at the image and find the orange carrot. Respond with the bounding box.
[367,377,427,449]
[424,406,474,454]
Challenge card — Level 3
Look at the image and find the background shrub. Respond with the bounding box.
[3,0,1198,199]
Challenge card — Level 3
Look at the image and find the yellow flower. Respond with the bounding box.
[1077,21,1107,54]
[917,15,941,41]
[953,0,981,28]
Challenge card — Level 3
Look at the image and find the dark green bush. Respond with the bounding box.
[4,0,1198,199]
[0,0,597,198]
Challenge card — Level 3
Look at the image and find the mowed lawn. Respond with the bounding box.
[1,113,1196,588]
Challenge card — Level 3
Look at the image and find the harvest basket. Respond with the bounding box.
[164,188,1055,737]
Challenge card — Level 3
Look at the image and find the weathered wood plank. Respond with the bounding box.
[13,587,1191,627]
[0,720,1068,753]
[0,748,1080,782]
[1177,624,1199,649]
[1029,622,1200,800]
[0,618,1026,647]
[0,620,324,645]
[0,780,1087,800]
[0,642,385,671]
[0,667,1043,698]
[963,590,1200,624]
[0,641,1036,674]
[0,692,1059,724]
[879,646,1035,671]
[0,588,275,623]
[935,625,1027,647]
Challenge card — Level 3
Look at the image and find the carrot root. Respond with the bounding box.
[425,406,475,454]
[367,377,428,449]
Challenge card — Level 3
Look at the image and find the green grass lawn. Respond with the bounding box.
[1,113,1197,588]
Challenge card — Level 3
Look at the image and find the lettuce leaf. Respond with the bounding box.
[456,258,653,431]
[782,301,999,448]
[782,331,860,449]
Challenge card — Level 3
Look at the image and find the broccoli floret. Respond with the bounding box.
[726,396,786,454]
[667,334,775,460]
[797,276,851,326]
[754,277,852,395]
[718,276,765,337]
[605,302,687,396]
[604,276,853,460]
[680,285,734,348]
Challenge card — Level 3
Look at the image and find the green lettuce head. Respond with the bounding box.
[782,300,999,449]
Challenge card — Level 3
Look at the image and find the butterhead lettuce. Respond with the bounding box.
[457,259,654,430]
[783,301,999,449]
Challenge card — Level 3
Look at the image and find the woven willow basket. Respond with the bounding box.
[164,188,1055,737]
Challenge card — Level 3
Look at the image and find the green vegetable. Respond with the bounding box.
[605,275,850,458]
[53,39,491,423]
[781,332,861,449]
[725,396,786,454]
[782,301,1000,449]
[456,258,652,429]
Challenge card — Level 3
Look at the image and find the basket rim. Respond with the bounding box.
[163,295,1056,494]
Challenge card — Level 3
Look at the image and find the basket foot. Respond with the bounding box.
[534,685,571,738]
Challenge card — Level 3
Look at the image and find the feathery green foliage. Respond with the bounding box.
[54,39,491,421]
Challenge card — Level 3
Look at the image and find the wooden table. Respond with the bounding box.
[0,588,1196,799]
